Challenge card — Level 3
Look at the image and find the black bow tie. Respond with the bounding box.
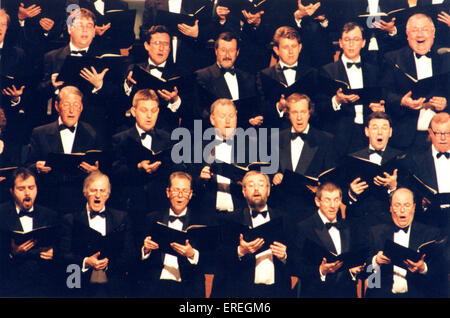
[346,62,362,69]
[282,65,296,71]
[58,124,75,133]
[325,221,341,230]
[71,50,87,56]
[414,52,432,59]
[168,215,186,223]
[436,152,450,159]
[148,64,165,72]
[368,149,384,156]
[251,210,268,218]
[394,225,409,233]
[140,130,155,140]
[291,131,308,141]
[18,209,32,218]
[89,211,106,219]
[222,67,236,76]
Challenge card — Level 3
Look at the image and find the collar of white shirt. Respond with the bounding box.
[432,144,449,159]
[279,61,298,70]
[318,209,337,226]
[341,55,362,69]
[169,208,187,218]
[291,124,310,135]
[58,117,78,132]
[69,43,89,54]
[16,205,34,215]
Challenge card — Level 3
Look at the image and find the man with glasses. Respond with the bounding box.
[405,112,450,230]
[382,13,450,152]
[137,171,210,297]
[365,187,446,298]
[319,22,384,157]
[26,86,103,215]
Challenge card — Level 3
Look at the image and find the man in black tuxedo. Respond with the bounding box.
[211,171,295,298]
[195,31,262,129]
[125,25,196,131]
[194,98,255,218]
[345,112,404,227]
[0,168,60,297]
[136,171,211,297]
[26,86,103,215]
[60,171,134,297]
[271,93,337,223]
[404,112,450,229]
[74,0,135,54]
[111,89,179,228]
[39,8,113,140]
[365,187,446,297]
[256,26,320,129]
[383,13,450,152]
[294,182,366,298]
[139,0,211,73]
[320,22,385,157]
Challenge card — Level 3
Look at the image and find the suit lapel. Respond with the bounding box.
[213,65,233,99]
[312,214,337,254]
[72,124,90,153]
[48,121,64,153]
[5,203,23,232]
[274,63,287,86]
[296,137,318,175]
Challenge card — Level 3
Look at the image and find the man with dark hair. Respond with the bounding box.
[257,26,320,129]
[294,182,366,298]
[137,171,212,297]
[0,167,60,297]
[195,32,261,128]
[271,93,337,223]
[345,111,405,227]
[26,86,103,215]
[60,170,134,297]
[365,187,446,297]
[125,25,196,131]
[319,21,384,157]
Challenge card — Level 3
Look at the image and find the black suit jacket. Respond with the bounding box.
[345,145,405,222]
[383,46,450,150]
[211,207,295,298]
[111,126,181,217]
[195,63,258,128]
[256,62,320,129]
[136,207,210,297]
[0,202,60,297]
[60,207,134,297]
[270,126,337,222]
[294,212,365,298]
[366,221,446,297]
[319,59,382,155]
[26,120,103,214]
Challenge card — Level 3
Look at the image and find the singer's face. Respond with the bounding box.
[274,38,302,66]
[0,13,8,44]
[315,190,342,222]
[365,118,392,151]
[242,174,270,209]
[288,99,310,133]
[11,176,37,211]
[145,32,171,66]
[215,39,239,69]
[131,99,160,132]
[69,17,95,49]
[429,120,450,153]
[339,27,365,61]
[166,177,192,214]
[85,177,110,212]
[390,188,415,228]
[406,16,435,55]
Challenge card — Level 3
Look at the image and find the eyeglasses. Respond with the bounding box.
[60,102,82,110]
[342,37,363,43]
[150,41,170,48]
[170,188,191,196]
[431,130,450,138]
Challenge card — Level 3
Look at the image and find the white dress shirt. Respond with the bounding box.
[318,210,341,281]
[221,63,240,101]
[290,125,310,171]
[414,52,435,131]
[169,0,182,63]
[214,135,234,212]
[432,145,450,194]
[58,117,77,154]
[279,61,297,87]
[16,205,34,234]
[332,55,364,124]
[94,0,105,15]
[135,124,153,151]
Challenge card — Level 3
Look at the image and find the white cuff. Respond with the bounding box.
[141,246,151,260]
[332,95,342,111]
[124,79,132,96]
[11,97,21,107]
[167,97,182,112]
[276,103,284,117]
[187,249,199,265]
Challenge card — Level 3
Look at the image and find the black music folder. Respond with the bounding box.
[131,64,188,93]
[210,160,271,183]
[147,222,212,255]
[12,225,57,248]
[46,150,103,172]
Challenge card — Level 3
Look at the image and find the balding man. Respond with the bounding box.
[366,187,446,297]
[383,13,450,152]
